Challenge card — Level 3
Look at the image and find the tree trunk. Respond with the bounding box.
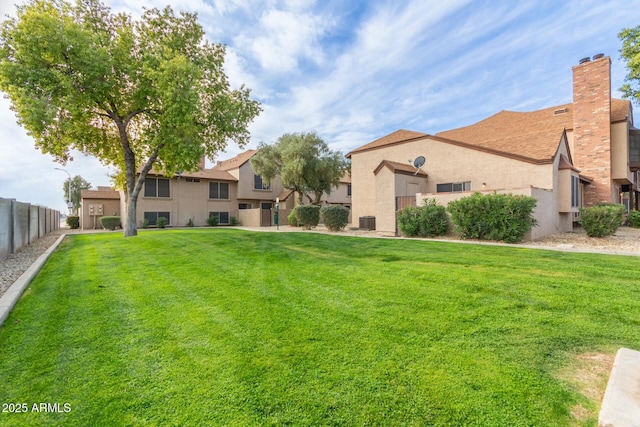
[123,193,138,237]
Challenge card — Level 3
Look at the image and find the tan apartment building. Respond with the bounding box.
[347,55,639,240]
[92,150,351,230]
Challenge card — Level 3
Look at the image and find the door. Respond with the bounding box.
[261,202,272,226]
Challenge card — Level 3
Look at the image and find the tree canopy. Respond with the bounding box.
[250,132,350,205]
[619,25,640,105]
[0,0,261,236]
[63,175,92,214]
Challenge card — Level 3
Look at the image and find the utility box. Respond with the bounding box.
[359,216,376,230]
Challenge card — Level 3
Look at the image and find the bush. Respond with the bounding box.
[66,215,79,229]
[628,210,640,228]
[397,199,449,237]
[580,204,625,237]
[206,215,219,227]
[288,209,299,227]
[186,218,194,227]
[230,216,238,226]
[320,205,350,232]
[99,216,121,230]
[295,204,321,230]
[157,216,168,228]
[447,192,537,243]
[141,218,149,229]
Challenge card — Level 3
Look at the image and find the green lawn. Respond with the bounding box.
[0,229,639,426]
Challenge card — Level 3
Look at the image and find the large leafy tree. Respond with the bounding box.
[251,132,350,205]
[63,175,92,214]
[619,25,640,105]
[0,0,261,236]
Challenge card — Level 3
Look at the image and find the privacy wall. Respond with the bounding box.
[0,197,60,259]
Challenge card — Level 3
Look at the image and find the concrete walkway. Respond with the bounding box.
[599,348,640,427]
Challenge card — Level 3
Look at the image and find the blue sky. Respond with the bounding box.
[0,0,638,212]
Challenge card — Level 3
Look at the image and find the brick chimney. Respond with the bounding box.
[199,156,206,171]
[572,54,613,206]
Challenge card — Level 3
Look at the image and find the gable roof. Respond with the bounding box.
[374,160,428,177]
[213,149,258,171]
[348,99,632,164]
[145,167,237,181]
[81,189,120,200]
[346,130,428,157]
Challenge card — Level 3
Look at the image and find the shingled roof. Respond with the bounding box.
[346,130,428,157]
[374,160,428,177]
[81,189,120,199]
[348,99,631,164]
[213,149,258,171]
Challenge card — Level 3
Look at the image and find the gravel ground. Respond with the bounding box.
[0,230,65,297]
[1,226,638,299]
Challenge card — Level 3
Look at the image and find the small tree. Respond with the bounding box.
[63,175,91,214]
[0,0,260,237]
[251,132,350,205]
[619,25,640,106]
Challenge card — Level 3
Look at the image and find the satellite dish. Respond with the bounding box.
[412,156,426,176]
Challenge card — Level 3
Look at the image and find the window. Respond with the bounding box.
[571,175,580,208]
[239,203,253,209]
[144,177,170,197]
[254,174,270,190]
[144,211,170,226]
[209,182,229,199]
[436,181,471,193]
[186,178,200,183]
[630,133,640,164]
[347,184,352,197]
[209,211,229,225]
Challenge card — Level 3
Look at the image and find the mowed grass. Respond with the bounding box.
[0,230,639,426]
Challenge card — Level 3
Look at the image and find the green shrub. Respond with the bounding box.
[295,204,321,230]
[99,216,121,230]
[447,192,537,243]
[66,215,79,229]
[398,199,449,237]
[206,215,219,227]
[157,216,168,228]
[580,204,625,237]
[230,216,238,226]
[320,205,350,231]
[628,210,640,228]
[288,209,299,227]
[141,218,149,229]
[186,218,194,227]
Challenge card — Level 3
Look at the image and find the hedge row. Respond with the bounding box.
[397,193,538,243]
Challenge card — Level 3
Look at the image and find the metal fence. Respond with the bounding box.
[0,197,61,259]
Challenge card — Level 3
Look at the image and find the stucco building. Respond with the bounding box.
[82,150,351,230]
[347,55,639,239]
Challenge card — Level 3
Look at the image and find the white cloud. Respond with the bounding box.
[245,8,330,72]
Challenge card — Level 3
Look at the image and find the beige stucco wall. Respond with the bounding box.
[137,178,239,227]
[322,182,351,207]
[351,136,555,232]
[80,199,121,230]
[236,162,284,201]
[612,121,633,184]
